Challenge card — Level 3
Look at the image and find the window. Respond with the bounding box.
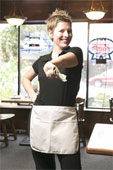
[0,24,18,99]
[70,22,88,100]
[2,22,113,109]
[88,23,113,108]
[20,24,53,96]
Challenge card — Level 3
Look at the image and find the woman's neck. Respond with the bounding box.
[51,51,59,59]
[52,46,62,59]
[53,45,63,54]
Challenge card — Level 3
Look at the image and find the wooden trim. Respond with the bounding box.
[0,103,32,110]
[86,147,113,156]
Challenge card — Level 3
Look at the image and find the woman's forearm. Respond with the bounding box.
[51,52,78,68]
[22,77,37,102]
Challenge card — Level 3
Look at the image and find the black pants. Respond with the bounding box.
[32,149,81,170]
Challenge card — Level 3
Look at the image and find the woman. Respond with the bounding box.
[22,8,83,170]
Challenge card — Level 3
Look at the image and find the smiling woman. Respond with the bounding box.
[21,9,83,170]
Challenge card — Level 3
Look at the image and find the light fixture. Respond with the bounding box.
[83,0,107,20]
[5,16,27,27]
[4,1,27,27]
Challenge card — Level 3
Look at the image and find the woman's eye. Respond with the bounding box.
[59,30,64,33]
[58,29,72,34]
[68,30,72,34]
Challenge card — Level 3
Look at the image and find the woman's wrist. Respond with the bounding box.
[43,61,56,78]
[51,57,63,68]
[30,92,37,102]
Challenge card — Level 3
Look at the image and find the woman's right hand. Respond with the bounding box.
[43,61,59,78]
[22,67,38,102]
[30,93,37,103]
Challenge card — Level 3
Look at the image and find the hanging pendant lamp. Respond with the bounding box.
[83,0,107,20]
[4,1,27,27]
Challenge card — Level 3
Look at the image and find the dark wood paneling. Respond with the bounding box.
[0,105,32,131]
[84,109,112,138]
[1,0,113,22]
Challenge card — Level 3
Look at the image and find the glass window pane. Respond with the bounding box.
[70,22,88,100]
[88,23,113,108]
[20,24,53,96]
[0,24,18,100]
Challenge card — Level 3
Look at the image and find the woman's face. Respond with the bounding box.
[49,21,72,51]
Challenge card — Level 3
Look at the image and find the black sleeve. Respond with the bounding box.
[32,58,40,74]
[67,47,83,66]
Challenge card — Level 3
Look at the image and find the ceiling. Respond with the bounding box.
[0,0,113,22]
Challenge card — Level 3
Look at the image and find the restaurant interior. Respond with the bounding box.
[0,0,113,169]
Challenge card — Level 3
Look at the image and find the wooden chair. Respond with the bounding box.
[0,114,17,146]
[75,97,86,147]
[109,98,113,123]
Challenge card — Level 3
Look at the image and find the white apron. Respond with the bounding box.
[30,105,79,154]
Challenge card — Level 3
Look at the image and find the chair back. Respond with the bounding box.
[75,97,85,121]
[76,97,85,104]
[76,97,86,147]
[109,98,113,122]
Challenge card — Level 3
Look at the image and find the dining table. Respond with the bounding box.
[1,96,33,105]
[86,123,113,156]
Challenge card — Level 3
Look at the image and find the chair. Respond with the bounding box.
[0,114,17,146]
[75,97,86,147]
[109,98,113,123]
